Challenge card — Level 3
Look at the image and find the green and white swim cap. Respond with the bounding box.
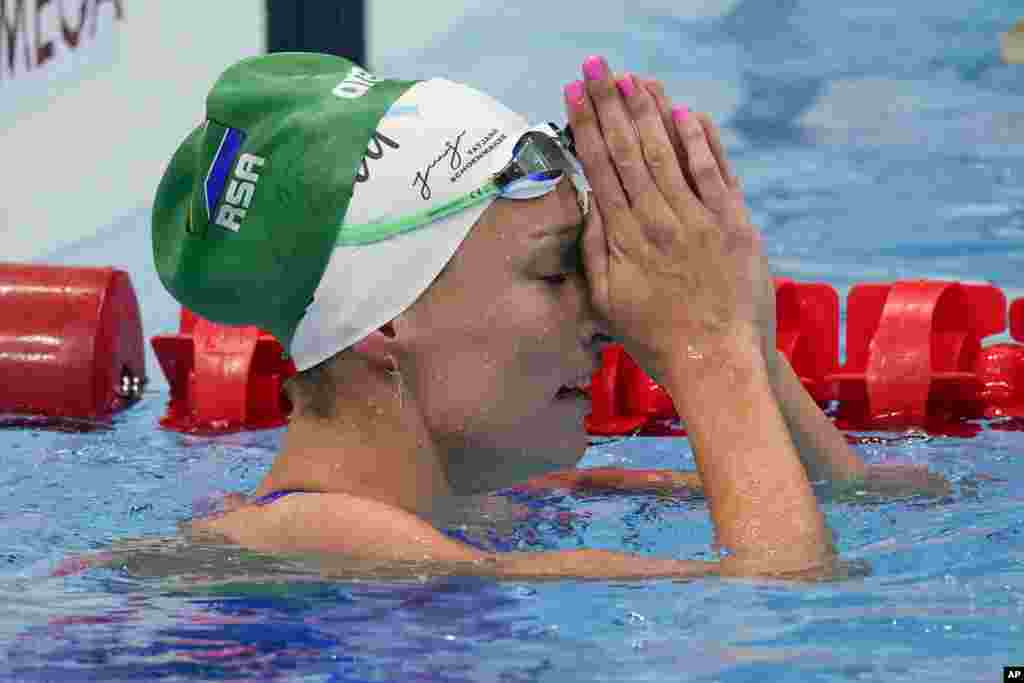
[153,53,530,371]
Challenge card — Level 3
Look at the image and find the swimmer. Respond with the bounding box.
[152,53,945,580]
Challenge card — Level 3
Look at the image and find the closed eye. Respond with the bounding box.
[541,273,570,286]
[531,220,584,287]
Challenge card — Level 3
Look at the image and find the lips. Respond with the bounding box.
[555,372,594,400]
[555,384,589,400]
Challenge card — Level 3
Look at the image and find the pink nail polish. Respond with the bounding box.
[582,55,608,81]
[615,74,635,98]
[564,80,585,109]
[672,105,690,123]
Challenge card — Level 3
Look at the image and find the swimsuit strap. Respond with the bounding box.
[250,489,308,506]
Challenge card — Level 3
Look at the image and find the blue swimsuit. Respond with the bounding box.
[251,489,306,506]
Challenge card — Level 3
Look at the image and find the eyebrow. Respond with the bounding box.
[527,220,584,272]
[527,219,584,241]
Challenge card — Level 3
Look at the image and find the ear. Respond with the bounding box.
[350,322,399,371]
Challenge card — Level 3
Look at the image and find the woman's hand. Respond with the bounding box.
[565,57,776,385]
[636,77,778,379]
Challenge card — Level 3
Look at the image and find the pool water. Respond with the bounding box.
[1,401,1022,681]
[3,0,1024,680]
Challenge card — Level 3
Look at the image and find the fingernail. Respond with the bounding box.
[672,105,690,123]
[582,55,608,81]
[615,73,635,98]
[564,80,585,109]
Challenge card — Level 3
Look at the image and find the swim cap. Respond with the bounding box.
[153,53,529,371]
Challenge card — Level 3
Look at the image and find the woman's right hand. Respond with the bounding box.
[565,57,773,386]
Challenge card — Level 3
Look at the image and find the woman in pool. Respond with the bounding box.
[152,53,938,579]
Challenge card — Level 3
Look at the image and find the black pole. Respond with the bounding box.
[266,0,366,67]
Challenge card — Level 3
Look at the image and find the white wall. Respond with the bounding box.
[367,0,485,68]
[2,1,265,262]
[366,0,739,70]
[365,0,743,133]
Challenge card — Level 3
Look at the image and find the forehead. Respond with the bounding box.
[421,179,583,305]
[483,179,583,250]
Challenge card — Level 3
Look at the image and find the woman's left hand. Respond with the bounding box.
[632,77,778,378]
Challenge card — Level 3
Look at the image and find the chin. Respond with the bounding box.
[552,394,591,440]
[530,412,590,466]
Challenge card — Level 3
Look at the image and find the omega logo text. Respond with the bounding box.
[1,0,124,83]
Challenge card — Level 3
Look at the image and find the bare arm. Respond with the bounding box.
[664,331,834,576]
[636,77,948,501]
[771,351,951,497]
[524,364,948,501]
[195,491,719,580]
[566,63,836,577]
[73,484,837,583]
[770,351,866,482]
[521,467,702,494]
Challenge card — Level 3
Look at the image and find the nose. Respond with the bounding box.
[572,256,614,357]
[579,299,615,356]
[587,332,615,358]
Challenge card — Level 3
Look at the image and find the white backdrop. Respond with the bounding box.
[2,1,266,262]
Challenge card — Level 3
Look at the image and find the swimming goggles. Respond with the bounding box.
[336,123,590,246]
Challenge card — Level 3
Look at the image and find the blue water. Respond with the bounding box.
[3,1,1024,680]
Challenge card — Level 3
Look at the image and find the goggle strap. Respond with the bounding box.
[335,129,588,247]
[337,181,501,246]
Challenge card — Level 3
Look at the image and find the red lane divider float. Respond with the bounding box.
[828,281,1005,435]
[586,345,681,437]
[1012,297,1024,342]
[586,279,842,436]
[585,281,1024,437]
[147,281,1024,436]
[767,278,840,404]
[978,296,1024,427]
[151,309,294,433]
[0,263,146,422]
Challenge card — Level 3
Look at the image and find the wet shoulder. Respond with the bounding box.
[187,490,484,562]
